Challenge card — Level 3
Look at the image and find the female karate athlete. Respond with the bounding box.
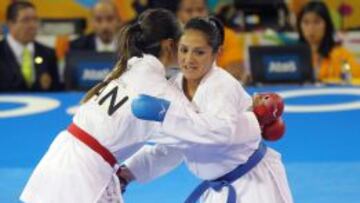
[20,9,265,203]
[121,17,293,203]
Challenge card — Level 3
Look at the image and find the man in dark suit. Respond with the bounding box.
[70,1,120,52]
[0,1,62,92]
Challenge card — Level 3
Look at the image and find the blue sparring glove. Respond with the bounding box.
[131,94,170,122]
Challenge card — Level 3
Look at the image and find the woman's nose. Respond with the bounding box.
[184,53,194,64]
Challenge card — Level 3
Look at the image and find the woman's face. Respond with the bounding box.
[300,11,326,46]
[178,29,217,82]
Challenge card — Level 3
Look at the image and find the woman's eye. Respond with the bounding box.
[180,47,187,53]
[195,50,205,55]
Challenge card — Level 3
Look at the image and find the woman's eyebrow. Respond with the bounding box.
[179,44,208,50]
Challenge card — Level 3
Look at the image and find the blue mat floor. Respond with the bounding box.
[2,162,360,203]
[1,86,360,202]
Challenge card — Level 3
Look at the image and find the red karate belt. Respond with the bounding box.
[67,123,117,168]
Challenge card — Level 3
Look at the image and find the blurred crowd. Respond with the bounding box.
[0,0,360,92]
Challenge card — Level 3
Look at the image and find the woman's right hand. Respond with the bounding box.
[116,165,135,193]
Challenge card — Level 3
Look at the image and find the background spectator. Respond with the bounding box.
[0,1,62,92]
[70,0,121,52]
[297,1,360,82]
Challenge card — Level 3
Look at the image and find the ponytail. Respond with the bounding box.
[81,22,143,103]
[208,16,224,48]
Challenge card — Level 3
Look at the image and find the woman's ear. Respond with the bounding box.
[167,39,178,58]
[169,39,177,51]
[160,39,177,67]
[161,39,175,53]
[161,39,176,63]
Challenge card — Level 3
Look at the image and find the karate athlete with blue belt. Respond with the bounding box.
[121,17,293,203]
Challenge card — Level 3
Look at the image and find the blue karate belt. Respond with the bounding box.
[184,142,267,203]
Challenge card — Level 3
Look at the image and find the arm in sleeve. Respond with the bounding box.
[154,87,261,148]
[123,144,184,183]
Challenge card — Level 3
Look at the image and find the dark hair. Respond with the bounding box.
[297,1,335,58]
[184,16,224,52]
[6,1,35,22]
[82,8,181,103]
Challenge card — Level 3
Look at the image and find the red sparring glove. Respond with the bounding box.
[262,117,285,141]
[253,93,284,127]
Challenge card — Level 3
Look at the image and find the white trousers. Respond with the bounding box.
[20,131,124,203]
[201,148,293,203]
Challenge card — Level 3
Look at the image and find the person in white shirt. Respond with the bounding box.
[70,0,120,52]
[121,17,293,203]
[20,9,262,203]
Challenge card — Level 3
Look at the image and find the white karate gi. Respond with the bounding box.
[20,55,260,203]
[124,66,293,203]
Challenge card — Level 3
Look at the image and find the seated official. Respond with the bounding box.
[0,1,62,92]
[70,0,120,52]
[297,1,360,82]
